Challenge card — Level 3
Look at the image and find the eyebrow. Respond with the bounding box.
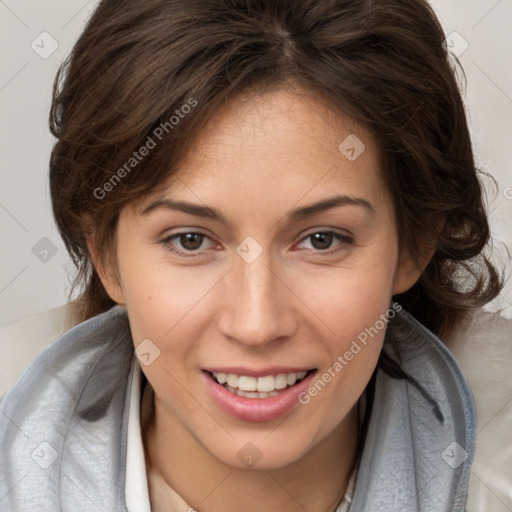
[141,194,375,227]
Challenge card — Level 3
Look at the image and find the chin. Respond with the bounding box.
[200,428,315,471]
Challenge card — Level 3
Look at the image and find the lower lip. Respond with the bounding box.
[203,371,317,422]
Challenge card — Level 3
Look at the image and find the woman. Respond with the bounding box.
[0,0,505,510]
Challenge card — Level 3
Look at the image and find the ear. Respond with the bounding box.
[393,219,444,294]
[83,218,126,306]
[393,246,435,294]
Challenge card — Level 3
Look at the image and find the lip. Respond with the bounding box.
[203,369,317,422]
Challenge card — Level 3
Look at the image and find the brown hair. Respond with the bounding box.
[49,0,502,339]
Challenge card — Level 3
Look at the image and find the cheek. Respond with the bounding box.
[123,270,215,350]
[298,288,389,435]
[115,234,214,340]
[292,245,397,416]
[294,251,398,344]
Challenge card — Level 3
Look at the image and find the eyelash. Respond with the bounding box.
[160,230,354,258]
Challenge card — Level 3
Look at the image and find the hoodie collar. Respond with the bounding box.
[350,309,476,511]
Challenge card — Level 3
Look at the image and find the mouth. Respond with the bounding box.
[208,369,316,398]
[202,368,318,422]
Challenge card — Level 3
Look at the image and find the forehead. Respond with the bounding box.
[135,86,388,217]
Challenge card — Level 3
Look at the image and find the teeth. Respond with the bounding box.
[238,376,257,392]
[274,374,288,389]
[287,373,297,386]
[212,370,310,394]
[227,385,281,399]
[215,372,227,384]
[226,374,238,388]
[257,375,275,392]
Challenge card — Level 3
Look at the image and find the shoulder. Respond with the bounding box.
[444,308,512,512]
[0,302,85,399]
[0,303,134,510]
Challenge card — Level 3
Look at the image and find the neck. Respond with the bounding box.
[142,385,359,512]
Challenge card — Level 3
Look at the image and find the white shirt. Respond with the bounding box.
[125,360,192,512]
[125,360,355,512]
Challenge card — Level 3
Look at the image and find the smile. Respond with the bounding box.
[203,368,317,422]
[211,371,311,398]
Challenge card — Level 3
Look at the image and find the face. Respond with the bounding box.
[96,86,421,470]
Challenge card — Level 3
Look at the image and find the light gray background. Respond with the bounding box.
[1,0,511,328]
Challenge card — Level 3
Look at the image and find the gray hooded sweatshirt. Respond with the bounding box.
[0,305,475,511]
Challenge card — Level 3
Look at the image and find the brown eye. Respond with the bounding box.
[179,233,205,251]
[297,231,353,253]
[309,232,334,250]
[161,231,214,257]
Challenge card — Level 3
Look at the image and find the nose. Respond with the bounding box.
[218,246,297,348]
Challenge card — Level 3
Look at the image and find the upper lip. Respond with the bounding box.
[203,367,316,377]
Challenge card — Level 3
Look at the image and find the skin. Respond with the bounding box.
[90,86,431,512]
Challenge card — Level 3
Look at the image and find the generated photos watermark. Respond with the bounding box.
[93,97,197,200]
[298,301,402,405]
